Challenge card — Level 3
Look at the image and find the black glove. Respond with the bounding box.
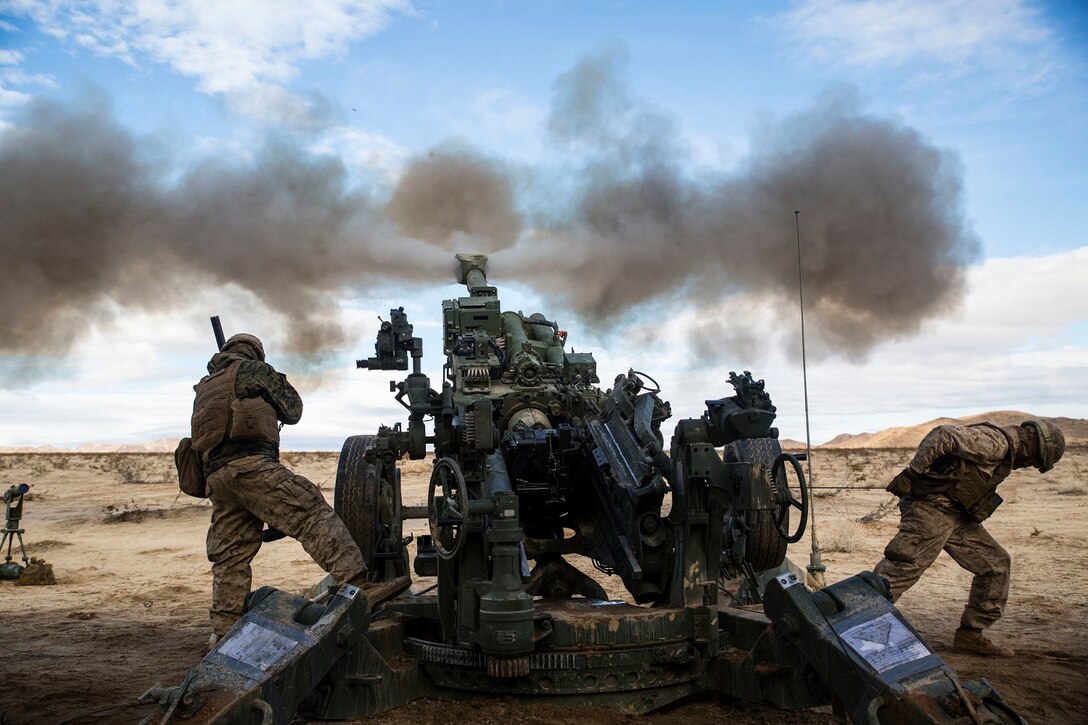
[261,527,287,542]
[885,467,918,497]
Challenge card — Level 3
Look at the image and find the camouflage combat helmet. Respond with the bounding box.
[1020,419,1065,473]
[222,333,265,362]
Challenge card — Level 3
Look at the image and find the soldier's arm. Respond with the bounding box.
[884,427,959,497]
[244,361,304,425]
[907,425,961,473]
[908,424,1008,473]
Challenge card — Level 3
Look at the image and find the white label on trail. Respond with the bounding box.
[840,613,930,673]
[219,621,299,671]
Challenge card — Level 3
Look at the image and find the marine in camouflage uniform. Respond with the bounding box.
[190,333,368,638]
[874,419,1064,657]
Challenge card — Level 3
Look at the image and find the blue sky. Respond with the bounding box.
[1,0,1086,448]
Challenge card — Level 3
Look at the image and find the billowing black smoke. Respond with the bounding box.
[493,46,979,359]
[0,47,978,380]
[0,93,515,372]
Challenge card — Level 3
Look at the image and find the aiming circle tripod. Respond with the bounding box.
[2,484,30,570]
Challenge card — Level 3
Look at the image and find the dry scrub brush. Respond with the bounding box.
[102,499,165,523]
[102,454,173,484]
[819,520,867,553]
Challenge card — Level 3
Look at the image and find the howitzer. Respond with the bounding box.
[157,256,1024,724]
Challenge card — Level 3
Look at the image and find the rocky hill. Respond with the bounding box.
[819,411,1087,449]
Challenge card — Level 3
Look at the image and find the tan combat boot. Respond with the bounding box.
[953,627,1014,657]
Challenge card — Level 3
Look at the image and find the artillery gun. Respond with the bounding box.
[153,255,1023,724]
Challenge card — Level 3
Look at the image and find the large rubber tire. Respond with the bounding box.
[724,438,787,572]
[743,509,786,572]
[335,435,408,580]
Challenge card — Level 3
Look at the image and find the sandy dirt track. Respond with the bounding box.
[1,449,1086,724]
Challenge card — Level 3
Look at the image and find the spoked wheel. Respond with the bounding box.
[428,457,468,560]
[629,369,661,394]
[723,437,788,571]
[335,435,409,580]
[771,453,808,544]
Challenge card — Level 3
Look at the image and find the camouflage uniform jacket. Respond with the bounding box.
[908,424,1011,476]
[201,351,303,475]
[907,423,1017,507]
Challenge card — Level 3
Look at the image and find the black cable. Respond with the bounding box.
[55,700,147,725]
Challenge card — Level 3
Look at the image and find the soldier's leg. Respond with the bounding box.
[232,457,367,583]
[873,497,957,602]
[206,465,264,637]
[943,520,1011,630]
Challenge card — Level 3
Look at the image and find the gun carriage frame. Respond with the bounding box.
[157,255,1023,725]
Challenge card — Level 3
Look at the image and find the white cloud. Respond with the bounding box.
[2,0,410,124]
[308,125,408,183]
[923,249,1088,346]
[1,68,59,89]
[0,85,31,108]
[776,0,1054,73]
[0,48,57,113]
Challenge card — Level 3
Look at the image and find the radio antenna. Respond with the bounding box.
[795,210,826,588]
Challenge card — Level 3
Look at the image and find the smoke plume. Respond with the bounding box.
[494,47,979,359]
[387,146,521,253]
[0,93,518,368]
[1,47,979,377]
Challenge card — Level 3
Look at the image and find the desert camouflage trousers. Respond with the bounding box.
[205,455,367,636]
[874,495,1010,631]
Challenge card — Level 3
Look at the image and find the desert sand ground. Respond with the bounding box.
[0,448,1085,724]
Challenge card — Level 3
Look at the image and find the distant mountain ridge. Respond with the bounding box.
[817,411,1087,449]
[0,438,181,453]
